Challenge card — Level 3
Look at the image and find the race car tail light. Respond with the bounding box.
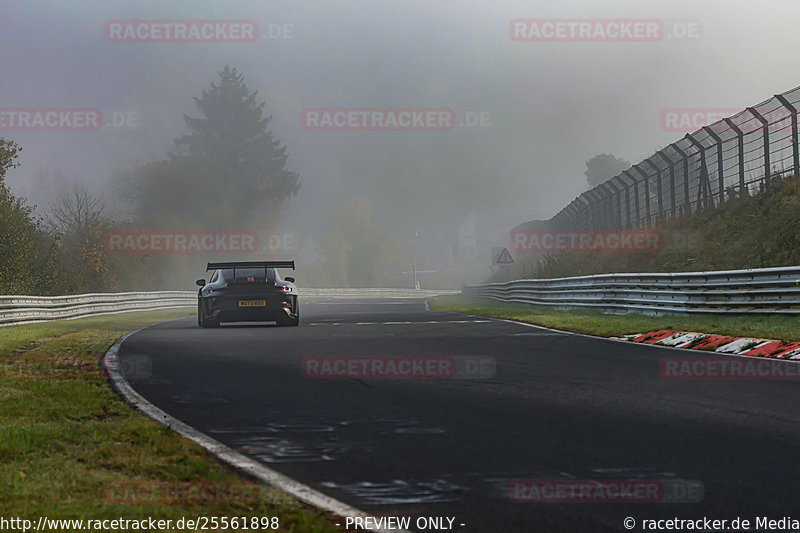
[281,302,291,308]
[277,285,290,291]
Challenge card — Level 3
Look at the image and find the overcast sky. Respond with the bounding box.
[2,0,799,239]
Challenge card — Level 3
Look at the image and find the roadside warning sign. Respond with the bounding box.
[493,247,514,265]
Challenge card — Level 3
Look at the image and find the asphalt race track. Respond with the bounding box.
[117,299,800,533]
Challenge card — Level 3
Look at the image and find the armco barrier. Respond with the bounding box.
[0,291,197,326]
[462,266,800,315]
[299,288,458,298]
[0,288,459,326]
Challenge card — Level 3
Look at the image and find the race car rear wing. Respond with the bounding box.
[206,260,295,271]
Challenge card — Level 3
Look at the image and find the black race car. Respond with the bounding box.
[196,261,299,327]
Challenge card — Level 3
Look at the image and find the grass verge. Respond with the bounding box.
[0,309,356,532]
[429,295,800,342]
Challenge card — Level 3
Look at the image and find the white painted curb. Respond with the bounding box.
[103,322,409,533]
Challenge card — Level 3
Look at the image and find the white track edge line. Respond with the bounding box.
[433,305,800,363]
[102,321,409,533]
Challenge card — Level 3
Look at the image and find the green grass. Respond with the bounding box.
[0,309,355,532]
[499,176,800,282]
[430,295,800,342]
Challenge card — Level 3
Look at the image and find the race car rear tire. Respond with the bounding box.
[198,301,220,328]
[278,313,299,327]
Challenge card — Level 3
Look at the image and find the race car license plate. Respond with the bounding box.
[238,300,266,307]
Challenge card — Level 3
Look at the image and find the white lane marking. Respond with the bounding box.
[512,332,567,336]
[308,301,429,305]
[103,325,407,533]
[440,309,800,363]
[307,320,492,326]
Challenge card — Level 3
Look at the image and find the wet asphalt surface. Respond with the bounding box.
[117,298,800,532]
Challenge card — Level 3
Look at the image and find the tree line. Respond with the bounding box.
[1,66,410,294]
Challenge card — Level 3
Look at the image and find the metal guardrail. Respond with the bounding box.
[0,291,198,326]
[462,266,800,315]
[299,288,458,298]
[0,288,459,326]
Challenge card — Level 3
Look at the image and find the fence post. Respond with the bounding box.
[775,93,799,176]
[572,204,582,229]
[702,126,725,203]
[685,133,712,208]
[622,170,640,227]
[561,204,573,229]
[590,190,604,230]
[579,195,590,230]
[723,117,745,195]
[599,183,615,229]
[747,106,771,184]
[634,164,652,226]
[607,178,623,229]
[587,190,597,229]
[584,192,595,230]
[621,178,632,227]
[670,143,691,215]
[644,159,663,221]
[656,150,676,218]
[570,202,580,229]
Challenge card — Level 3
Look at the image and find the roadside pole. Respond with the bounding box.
[492,247,514,281]
[411,232,420,290]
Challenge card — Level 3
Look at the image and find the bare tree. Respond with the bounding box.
[45,182,115,291]
[46,182,109,241]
